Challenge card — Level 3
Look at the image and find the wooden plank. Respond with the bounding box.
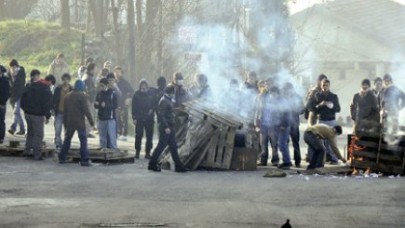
[356,140,378,148]
[222,128,236,170]
[214,128,228,169]
[352,150,402,162]
[200,131,220,168]
[314,166,352,175]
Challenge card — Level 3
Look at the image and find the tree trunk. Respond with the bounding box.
[127,0,136,80]
[61,0,70,30]
[0,0,5,20]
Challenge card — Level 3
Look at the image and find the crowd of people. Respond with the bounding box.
[0,53,404,172]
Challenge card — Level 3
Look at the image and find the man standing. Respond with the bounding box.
[350,79,380,135]
[148,85,187,172]
[190,74,211,100]
[59,80,95,166]
[304,124,346,170]
[379,74,405,134]
[8,59,26,136]
[20,70,53,160]
[307,79,341,164]
[114,66,134,141]
[0,65,10,144]
[95,78,119,149]
[132,79,155,159]
[48,53,70,84]
[372,77,383,98]
[284,82,304,168]
[304,74,327,126]
[170,72,190,108]
[53,73,73,149]
[83,62,97,137]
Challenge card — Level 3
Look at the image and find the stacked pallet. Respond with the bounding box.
[67,148,133,163]
[0,140,54,157]
[349,134,405,175]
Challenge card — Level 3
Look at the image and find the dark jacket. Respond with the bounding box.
[9,66,26,104]
[157,94,176,129]
[350,90,379,123]
[170,82,190,107]
[94,89,118,121]
[20,79,53,119]
[132,89,155,122]
[83,73,97,103]
[379,85,405,114]
[0,74,10,106]
[307,91,340,121]
[117,77,135,108]
[63,90,94,130]
[53,84,73,114]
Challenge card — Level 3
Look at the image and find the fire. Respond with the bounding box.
[364,167,371,175]
[348,135,366,162]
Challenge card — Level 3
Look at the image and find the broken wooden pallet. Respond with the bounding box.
[0,146,54,157]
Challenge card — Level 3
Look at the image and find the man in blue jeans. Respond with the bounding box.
[53,73,73,149]
[59,80,94,166]
[8,59,26,136]
[304,124,346,169]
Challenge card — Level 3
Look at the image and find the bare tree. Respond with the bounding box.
[61,0,70,30]
[128,0,136,79]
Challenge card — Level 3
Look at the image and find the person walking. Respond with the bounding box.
[53,73,73,150]
[48,53,70,84]
[58,80,95,166]
[8,59,26,136]
[20,69,53,160]
[0,65,10,144]
[148,85,187,172]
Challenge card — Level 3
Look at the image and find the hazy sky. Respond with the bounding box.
[289,0,405,14]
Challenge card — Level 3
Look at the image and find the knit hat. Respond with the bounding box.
[74,80,86,91]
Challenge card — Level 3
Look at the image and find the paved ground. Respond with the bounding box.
[1,110,405,228]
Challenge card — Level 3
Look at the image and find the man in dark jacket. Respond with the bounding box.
[53,73,73,149]
[95,78,119,149]
[132,79,155,159]
[8,59,26,135]
[307,79,341,164]
[190,73,212,100]
[20,69,53,160]
[0,65,10,144]
[114,66,134,141]
[170,72,190,108]
[59,80,95,166]
[304,74,327,126]
[148,85,187,172]
[379,74,405,134]
[350,79,380,135]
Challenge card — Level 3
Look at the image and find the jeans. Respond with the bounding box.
[290,122,301,164]
[304,131,325,169]
[259,124,279,165]
[98,119,117,149]
[10,99,25,132]
[24,114,44,159]
[278,127,291,165]
[135,119,154,153]
[317,120,338,162]
[59,128,89,163]
[117,107,129,136]
[0,106,6,141]
[54,113,64,148]
[149,125,184,169]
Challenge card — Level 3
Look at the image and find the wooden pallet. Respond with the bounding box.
[0,146,54,157]
[67,148,134,163]
[350,135,405,175]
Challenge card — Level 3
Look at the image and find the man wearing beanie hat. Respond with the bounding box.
[20,69,53,160]
[59,80,95,166]
[350,79,380,135]
[0,65,10,144]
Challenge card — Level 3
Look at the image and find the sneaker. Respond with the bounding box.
[118,135,127,141]
[295,162,301,168]
[15,130,26,136]
[8,129,15,135]
[144,153,151,159]
[80,161,92,166]
[271,162,279,167]
[329,161,339,165]
[257,162,267,166]
[278,163,292,170]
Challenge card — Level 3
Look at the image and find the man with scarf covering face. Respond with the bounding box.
[132,79,156,159]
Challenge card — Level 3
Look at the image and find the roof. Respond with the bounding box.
[292,0,405,49]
